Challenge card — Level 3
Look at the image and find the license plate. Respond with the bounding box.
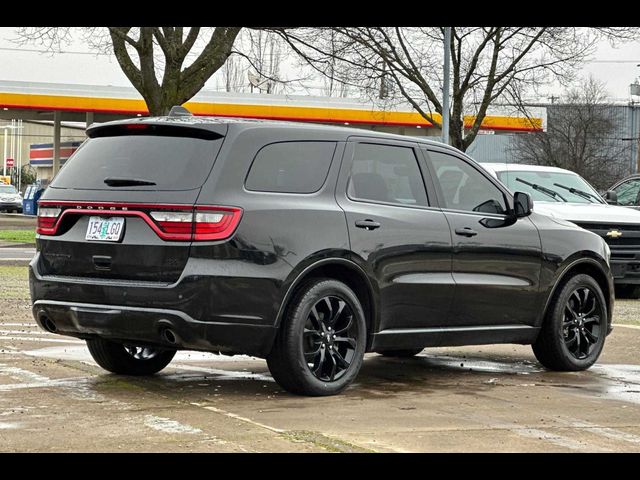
[85,216,125,242]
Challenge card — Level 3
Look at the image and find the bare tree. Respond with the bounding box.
[16,27,242,115]
[218,54,247,93]
[510,77,631,190]
[275,27,638,151]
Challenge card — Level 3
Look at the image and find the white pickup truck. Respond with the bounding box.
[481,163,640,298]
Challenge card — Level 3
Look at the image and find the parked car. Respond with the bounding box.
[30,111,613,396]
[606,174,640,210]
[481,163,640,299]
[0,183,23,213]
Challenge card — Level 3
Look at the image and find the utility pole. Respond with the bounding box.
[2,127,6,176]
[442,27,451,145]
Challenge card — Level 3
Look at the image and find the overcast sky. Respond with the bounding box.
[0,27,638,103]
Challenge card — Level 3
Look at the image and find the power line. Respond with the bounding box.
[0,46,110,56]
[588,60,640,64]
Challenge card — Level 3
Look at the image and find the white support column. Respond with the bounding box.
[86,111,94,129]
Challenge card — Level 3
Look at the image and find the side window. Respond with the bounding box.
[245,141,337,193]
[347,143,428,207]
[428,151,507,215]
[613,179,640,206]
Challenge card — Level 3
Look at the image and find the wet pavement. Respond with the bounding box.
[2,314,640,452]
[2,261,640,452]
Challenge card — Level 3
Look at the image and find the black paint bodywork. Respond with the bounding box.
[29,117,614,357]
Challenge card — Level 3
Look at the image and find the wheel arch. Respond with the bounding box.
[540,257,613,331]
[274,258,378,350]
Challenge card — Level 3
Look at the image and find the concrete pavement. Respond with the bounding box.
[2,317,640,451]
[2,262,640,452]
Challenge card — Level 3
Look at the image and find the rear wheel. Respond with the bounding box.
[267,278,366,396]
[378,349,423,358]
[86,338,176,375]
[533,274,607,371]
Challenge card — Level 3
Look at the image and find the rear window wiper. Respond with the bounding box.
[553,183,600,203]
[515,177,566,202]
[104,177,157,187]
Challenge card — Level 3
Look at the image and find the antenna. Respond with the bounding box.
[168,105,193,117]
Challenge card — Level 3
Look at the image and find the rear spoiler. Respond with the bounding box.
[87,122,226,140]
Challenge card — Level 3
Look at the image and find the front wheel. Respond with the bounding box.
[86,338,176,376]
[532,274,607,371]
[267,278,366,396]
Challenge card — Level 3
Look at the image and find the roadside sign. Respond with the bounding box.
[5,158,14,168]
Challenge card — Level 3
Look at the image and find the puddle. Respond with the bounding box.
[416,354,543,375]
[17,345,274,383]
[0,422,21,430]
[144,415,202,435]
[20,345,259,364]
[589,364,640,405]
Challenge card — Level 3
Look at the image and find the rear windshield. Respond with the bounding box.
[50,133,224,191]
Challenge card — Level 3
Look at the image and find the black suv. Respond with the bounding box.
[30,111,614,396]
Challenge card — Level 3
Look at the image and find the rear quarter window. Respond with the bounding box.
[245,141,337,194]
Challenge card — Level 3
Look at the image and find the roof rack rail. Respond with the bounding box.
[168,105,193,117]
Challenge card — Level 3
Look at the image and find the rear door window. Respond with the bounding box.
[347,143,428,207]
[427,151,507,214]
[51,132,224,191]
[245,141,337,193]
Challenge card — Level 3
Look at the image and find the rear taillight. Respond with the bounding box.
[34,202,242,241]
[150,206,242,241]
[150,211,194,236]
[36,207,61,235]
[193,207,243,241]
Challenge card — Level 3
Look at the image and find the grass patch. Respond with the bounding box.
[0,265,30,302]
[0,229,35,244]
[613,299,640,326]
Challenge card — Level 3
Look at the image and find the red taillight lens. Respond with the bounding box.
[34,202,242,241]
[150,207,242,241]
[193,207,243,241]
[36,207,61,235]
[149,211,194,236]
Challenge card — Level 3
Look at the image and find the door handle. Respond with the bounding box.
[455,227,478,237]
[355,219,381,230]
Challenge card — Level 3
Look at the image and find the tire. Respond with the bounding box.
[266,278,367,396]
[378,349,423,358]
[533,274,607,371]
[86,338,176,376]
[614,284,640,299]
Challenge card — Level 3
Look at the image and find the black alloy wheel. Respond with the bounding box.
[303,296,358,382]
[86,338,176,376]
[266,278,366,396]
[562,287,602,360]
[532,274,607,371]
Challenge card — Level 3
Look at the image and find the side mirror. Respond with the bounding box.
[604,190,618,205]
[514,191,533,217]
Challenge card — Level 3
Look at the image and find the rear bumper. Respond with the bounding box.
[29,252,282,357]
[32,300,276,357]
